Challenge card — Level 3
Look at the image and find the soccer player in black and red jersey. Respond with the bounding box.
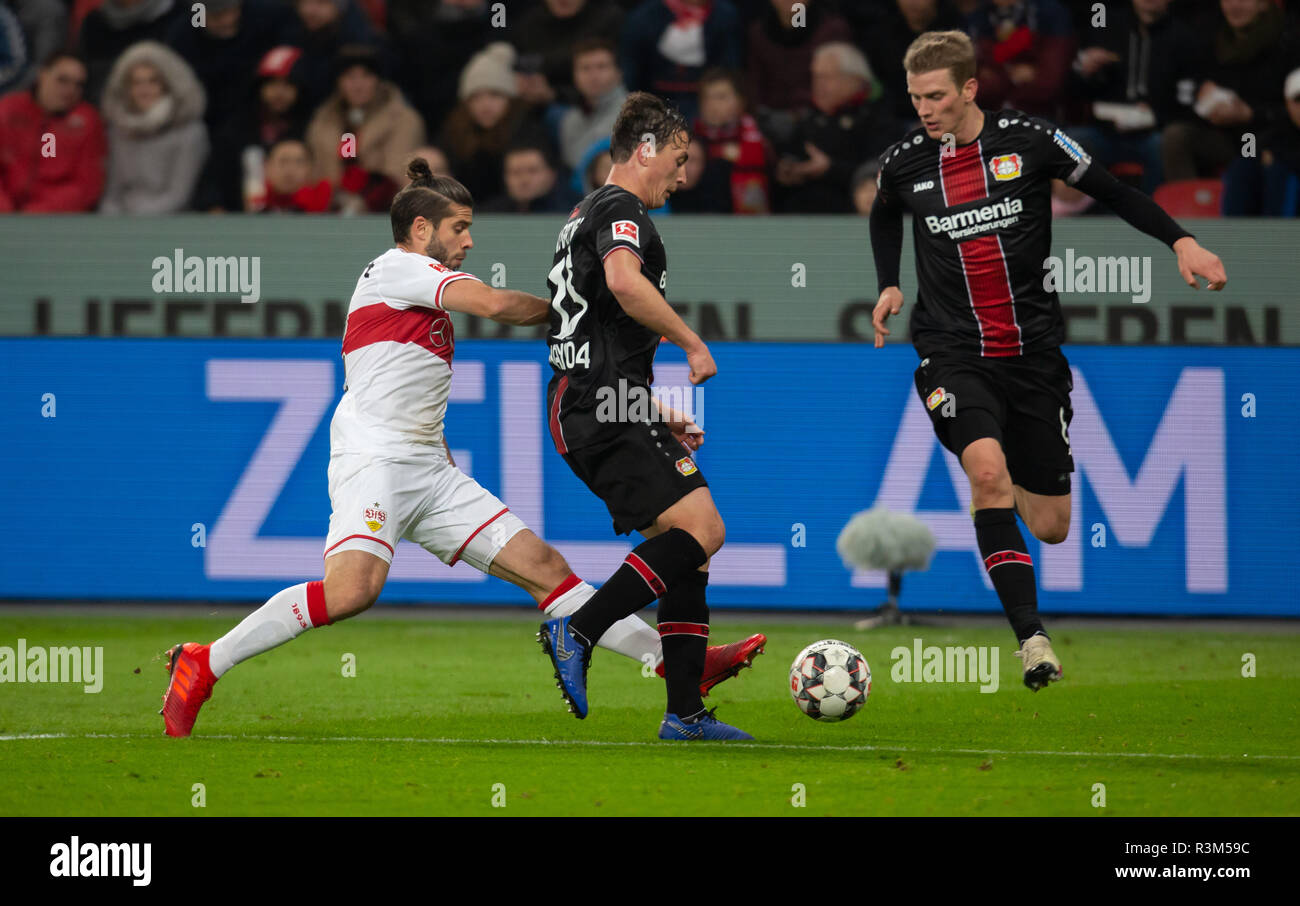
[538,92,764,740]
[869,31,1227,690]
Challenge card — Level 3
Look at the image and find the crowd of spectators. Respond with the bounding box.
[1,0,1298,216]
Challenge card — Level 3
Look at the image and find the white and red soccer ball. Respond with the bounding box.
[789,639,871,722]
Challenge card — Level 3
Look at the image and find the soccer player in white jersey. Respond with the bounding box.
[160,157,761,737]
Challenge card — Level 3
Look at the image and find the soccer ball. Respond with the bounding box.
[789,639,871,722]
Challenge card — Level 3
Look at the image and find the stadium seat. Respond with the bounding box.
[1152,179,1223,218]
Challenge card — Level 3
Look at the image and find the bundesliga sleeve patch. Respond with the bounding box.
[612,220,640,247]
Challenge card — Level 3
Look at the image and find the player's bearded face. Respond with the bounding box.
[421,205,473,269]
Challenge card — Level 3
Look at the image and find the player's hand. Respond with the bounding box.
[686,344,717,384]
[1173,237,1227,291]
[872,286,905,348]
[660,406,705,451]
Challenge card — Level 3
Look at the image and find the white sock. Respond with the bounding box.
[209,582,321,678]
[544,580,663,668]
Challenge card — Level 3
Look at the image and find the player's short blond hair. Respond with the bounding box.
[903,30,976,90]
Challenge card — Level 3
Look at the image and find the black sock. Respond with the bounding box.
[974,508,1045,644]
[568,528,707,645]
[658,570,708,719]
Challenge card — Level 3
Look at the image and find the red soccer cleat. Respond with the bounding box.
[160,643,217,737]
[656,633,767,697]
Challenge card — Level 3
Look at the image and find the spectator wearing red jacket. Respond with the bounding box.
[260,138,332,212]
[694,67,769,213]
[0,50,106,211]
[967,0,1076,118]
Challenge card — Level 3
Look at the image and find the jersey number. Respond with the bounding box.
[549,250,589,341]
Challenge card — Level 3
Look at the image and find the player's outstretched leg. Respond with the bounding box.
[160,552,384,736]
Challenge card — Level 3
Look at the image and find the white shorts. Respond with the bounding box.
[323,453,526,573]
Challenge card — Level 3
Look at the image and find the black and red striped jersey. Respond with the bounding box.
[874,110,1093,358]
[546,184,666,453]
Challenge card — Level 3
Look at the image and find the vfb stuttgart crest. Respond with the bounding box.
[989,153,1022,181]
[364,502,387,533]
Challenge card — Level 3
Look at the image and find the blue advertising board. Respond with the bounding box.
[1,339,1295,615]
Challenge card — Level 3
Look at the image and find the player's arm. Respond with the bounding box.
[604,247,716,384]
[1072,165,1227,289]
[868,159,906,347]
[440,279,550,325]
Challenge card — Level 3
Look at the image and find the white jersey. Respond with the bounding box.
[330,247,480,460]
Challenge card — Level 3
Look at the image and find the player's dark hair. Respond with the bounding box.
[609,92,689,164]
[903,30,976,89]
[390,157,474,243]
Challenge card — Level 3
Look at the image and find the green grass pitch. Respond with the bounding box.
[1,611,1297,817]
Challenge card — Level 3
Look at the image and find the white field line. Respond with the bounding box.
[0,732,1297,762]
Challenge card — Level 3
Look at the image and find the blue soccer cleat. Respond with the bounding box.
[658,709,754,741]
[538,616,590,719]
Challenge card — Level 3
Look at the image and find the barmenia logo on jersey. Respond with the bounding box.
[924,197,1023,239]
[675,457,698,476]
[989,153,1022,181]
[364,503,387,532]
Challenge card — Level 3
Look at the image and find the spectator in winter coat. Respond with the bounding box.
[99,40,208,213]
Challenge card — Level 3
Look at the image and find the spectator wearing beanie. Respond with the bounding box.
[167,0,295,131]
[557,37,627,172]
[99,40,208,213]
[305,44,425,213]
[439,41,532,202]
[967,0,1076,119]
[195,45,312,211]
[621,0,742,121]
[694,67,770,214]
[0,50,106,211]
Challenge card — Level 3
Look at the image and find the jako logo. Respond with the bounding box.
[49,837,151,886]
[912,180,935,192]
[0,639,103,693]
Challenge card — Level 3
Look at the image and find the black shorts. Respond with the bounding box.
[561,421,708,535]
[913,347,1075,496]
